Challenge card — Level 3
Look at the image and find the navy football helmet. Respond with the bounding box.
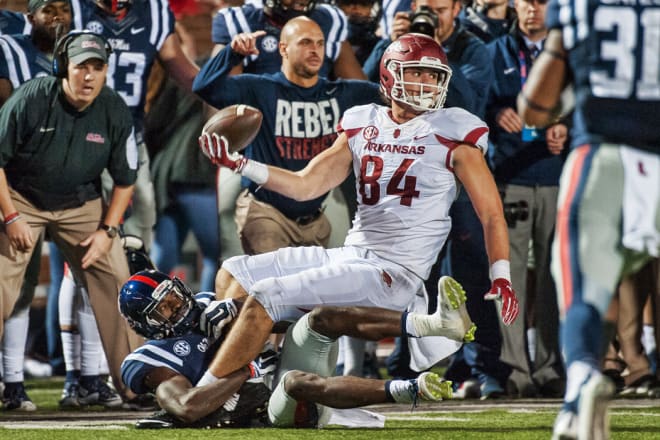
[264,0,317,26]
[119,270,201,339]
[380,33,452,112]
[95,0,131,17]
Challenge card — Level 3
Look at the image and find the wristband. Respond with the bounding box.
[239,159,269,185]
[4,212,20,225]
[195,370,219,387]
[490,260,511,282]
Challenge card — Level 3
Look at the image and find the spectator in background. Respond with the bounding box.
[193,17,381,259]
[0,31,143,406]
[459,0,516,43]
[332,0,382,66]
[211,0,366,79]
[518,0,659,433]
[486,0,567,398]
[0,0,72,411]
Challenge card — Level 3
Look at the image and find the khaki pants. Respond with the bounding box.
[235,189,331,255]
[0,190,143,399]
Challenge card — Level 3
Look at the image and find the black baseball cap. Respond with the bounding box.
[28,0,69,13]
[66,33,109,64]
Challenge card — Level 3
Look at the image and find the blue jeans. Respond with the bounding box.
[151,186,220,292]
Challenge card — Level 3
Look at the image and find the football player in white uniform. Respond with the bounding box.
[197,32,519,385]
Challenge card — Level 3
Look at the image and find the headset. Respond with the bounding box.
[52,30,113,78]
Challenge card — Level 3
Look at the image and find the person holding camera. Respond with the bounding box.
[459,0,517,43]
[485,0,568,398]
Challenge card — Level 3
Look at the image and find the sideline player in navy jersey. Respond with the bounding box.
[0,9,30,36]
[0,0,71,104]
[118,269,462,428]
[211,0,366,79]
[194,16,381,256]
[518,0,660,437]
[69,0,199,247]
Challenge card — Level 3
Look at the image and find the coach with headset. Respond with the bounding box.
[0,30,143,401]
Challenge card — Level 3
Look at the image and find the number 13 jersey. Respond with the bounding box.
[340,103,490,280]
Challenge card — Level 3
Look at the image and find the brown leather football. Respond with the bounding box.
[201,104,263,153]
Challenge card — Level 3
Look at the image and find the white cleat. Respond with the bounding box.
[552,409,578,440]
[415,372,453,401]
[437,276,476,342]
[577,373,615,440]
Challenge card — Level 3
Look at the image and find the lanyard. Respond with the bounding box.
[518,49,528,87]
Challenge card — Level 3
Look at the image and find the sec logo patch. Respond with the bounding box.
[173,340,191,357]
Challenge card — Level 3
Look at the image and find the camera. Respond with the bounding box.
[503,200,529,228]
[408,6,438,38]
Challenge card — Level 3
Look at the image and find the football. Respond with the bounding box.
[202,104,263,153]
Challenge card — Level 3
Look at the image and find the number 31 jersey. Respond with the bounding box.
[341,104,489,280]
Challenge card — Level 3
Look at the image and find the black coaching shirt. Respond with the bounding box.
[0,76,138,210]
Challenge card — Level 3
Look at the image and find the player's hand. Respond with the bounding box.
[230,30,267,56]
[5,217,34,253]
[546,123,568,155]
[484,278,520,326]
[199,299,238,340]
[198,132,244,170]
[248,344,278,379]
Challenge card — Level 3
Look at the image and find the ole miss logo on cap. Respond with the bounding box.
[81,41,102,50]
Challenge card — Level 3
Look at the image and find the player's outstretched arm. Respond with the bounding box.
[199,131,353,202]
[146,367,249,423]
[454,145,520,325]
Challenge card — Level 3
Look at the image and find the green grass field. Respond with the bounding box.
[1,378,659,439]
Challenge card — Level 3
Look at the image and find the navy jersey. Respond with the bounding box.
[546,0,659,151]
[70,0,174,136]
[193,47,382,220]
[0,11,30,35]
[211,3,347,78]
[0,34,52,88]
[120,292,217,394]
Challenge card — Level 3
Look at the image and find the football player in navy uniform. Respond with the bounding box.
[0,9,30,36]
[118,269,462,428]
[194,17,381,257]
[69,0,199,247]
[211,0,365,79]
[518,0,660,437]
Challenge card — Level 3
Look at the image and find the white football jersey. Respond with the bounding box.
[342,104,489,279]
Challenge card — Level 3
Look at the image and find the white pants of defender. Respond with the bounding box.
[222,245,422,323]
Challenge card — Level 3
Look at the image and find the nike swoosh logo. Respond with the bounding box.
[325,87,337,95]
[39,127,55,132]
[131,27,145,34]
[413,134,427,140]
[504,67,516,74]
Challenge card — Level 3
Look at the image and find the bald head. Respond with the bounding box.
[280,16,323,45]
[279,16,325,85]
